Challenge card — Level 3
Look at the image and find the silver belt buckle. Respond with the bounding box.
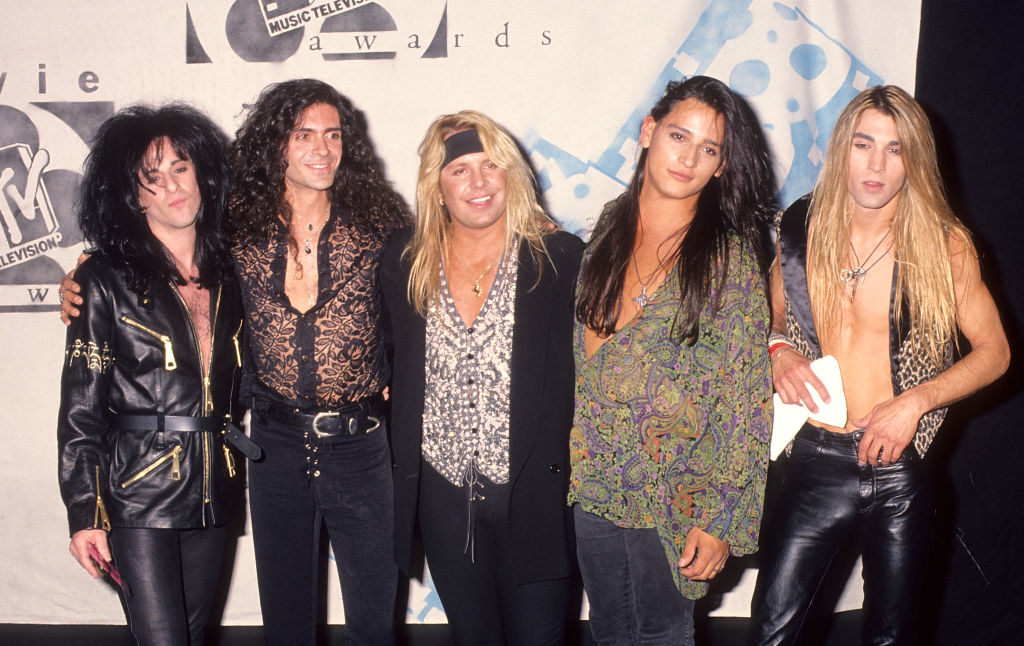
[312,411,340,437]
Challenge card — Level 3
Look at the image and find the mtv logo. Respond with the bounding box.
[0,143,58,252]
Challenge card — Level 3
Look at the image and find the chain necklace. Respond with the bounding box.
[290,204,331,255]
[631,249,674,308]
[840,230,894,302]
[448,242,502,298]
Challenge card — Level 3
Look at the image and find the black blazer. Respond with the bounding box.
[382,228,584,583]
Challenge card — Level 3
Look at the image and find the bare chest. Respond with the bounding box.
[285,247,320,314]
[177,283,212,371]
[823,256,895,424]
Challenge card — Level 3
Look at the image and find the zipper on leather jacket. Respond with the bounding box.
[120,445,183,488]
[232,319,243,368]
[93,465,111,531]
[221,414,238,479]
[169,283,221,511]
[222,444,237,478]
[120,316,177,370]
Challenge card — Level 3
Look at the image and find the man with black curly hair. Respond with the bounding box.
[228,79,408,645]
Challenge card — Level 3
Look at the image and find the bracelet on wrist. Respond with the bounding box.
[767,333,794,358]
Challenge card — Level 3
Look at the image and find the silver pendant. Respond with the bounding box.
[633,285,649,308]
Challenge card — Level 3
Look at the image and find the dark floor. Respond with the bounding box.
[1,612,864,645]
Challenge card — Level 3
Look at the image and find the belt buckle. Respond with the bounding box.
[312,411,340,438]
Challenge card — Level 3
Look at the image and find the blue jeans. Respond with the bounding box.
[248,410,397,646]
[751,424,935,646]
[109,525,227,646]
[574,505,696,646]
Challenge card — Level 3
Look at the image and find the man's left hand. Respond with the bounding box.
[678,526,729,581]
[852,390,926,466]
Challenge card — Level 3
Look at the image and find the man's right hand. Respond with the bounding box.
[771,347,830,413]
[58,253,88,326]
[69,528,111,579]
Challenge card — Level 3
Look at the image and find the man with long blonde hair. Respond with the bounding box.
[751,85,1010,645]
[383,110,583,644]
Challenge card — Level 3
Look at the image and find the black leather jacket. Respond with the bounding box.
[58,256,244,535]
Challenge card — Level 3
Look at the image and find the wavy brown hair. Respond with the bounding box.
[228,78,407,245]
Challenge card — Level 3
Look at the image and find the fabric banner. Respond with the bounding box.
[0,0,919,624]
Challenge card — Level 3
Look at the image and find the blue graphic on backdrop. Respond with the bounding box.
[527,1,883,237]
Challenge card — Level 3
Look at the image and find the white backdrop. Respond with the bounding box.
[0,0,920,626]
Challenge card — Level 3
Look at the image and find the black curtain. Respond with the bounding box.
[915,1,1024,644]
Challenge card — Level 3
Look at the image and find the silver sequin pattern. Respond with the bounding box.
[422,250,517,486]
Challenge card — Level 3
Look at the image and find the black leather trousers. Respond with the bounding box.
[109,525,227,646]
[751,424,935,646]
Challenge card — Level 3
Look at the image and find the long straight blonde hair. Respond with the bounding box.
[807,85,972,367]
[405,110,553,316]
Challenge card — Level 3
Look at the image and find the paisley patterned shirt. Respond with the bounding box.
[568,239,772,600]
[422,251,517,486]
[232,206,392,409]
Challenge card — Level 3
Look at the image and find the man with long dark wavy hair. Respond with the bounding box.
[228,79,407,645]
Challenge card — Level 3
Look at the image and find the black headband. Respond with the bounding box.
[442,129,484,168]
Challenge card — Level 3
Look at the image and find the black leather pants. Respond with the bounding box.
[751,424,935,646]
[109,525,227,646]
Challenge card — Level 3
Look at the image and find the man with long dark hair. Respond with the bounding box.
[58,104,244,645]
[751,86,1009,646]
[228,79,407,645]
[570,76,774,644]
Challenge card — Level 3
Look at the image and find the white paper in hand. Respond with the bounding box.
[770,355,847,459]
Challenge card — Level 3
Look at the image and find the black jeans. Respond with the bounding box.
[109,525,227,646]
[418,462,572,646]
[751,424,935,646]
[248,411,397,646]
[573,505,696,646]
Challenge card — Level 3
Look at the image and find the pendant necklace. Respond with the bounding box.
[840,230,894,302]
[449,242,501,298]
[632,250,672,308]
[291,204,331,255]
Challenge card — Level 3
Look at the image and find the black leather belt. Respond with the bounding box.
[114,414,222,433]
[112,414,262,460]
[257,395,383,437]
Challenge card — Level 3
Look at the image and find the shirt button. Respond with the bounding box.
[313,470,321,477]
[472,428,478,434]
[467,327,473,334]
[303,394,312,401]
[301,354,309,361]
[473,450,480,456]
[275,292,284,298]
[467,353,474,360]
[467,378,474,385]
[469,402,476,409]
